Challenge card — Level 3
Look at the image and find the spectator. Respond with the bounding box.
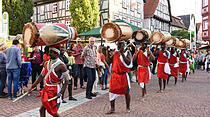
[66,50,77,101]
[81,37,97,99]
[59,47,70,103]
[28,46,44,90]
[205,51,210,74]
[151,46,159,74]
[198,51,204,70]
[72,38,85,90]
[0,46,7,98]
[21,50,27,62]
[43,46,50,62]
[101,47,109,90]
[5,40,21,100]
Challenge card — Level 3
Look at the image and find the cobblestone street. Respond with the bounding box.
[0,70,210,117]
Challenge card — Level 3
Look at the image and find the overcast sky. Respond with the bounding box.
[170,0,202,23]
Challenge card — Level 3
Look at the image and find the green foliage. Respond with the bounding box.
[90,0,100,28]
[2,0,34,35]
[171,29,194,42]
[69,0,100,34]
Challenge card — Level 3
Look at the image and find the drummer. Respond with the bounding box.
[156,43,170,93]
[28,46,70,117]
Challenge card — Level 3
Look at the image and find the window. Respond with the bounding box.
[66,21,71,27]
[203,0,208,7]
[203,20,208,30]
[40,6,44,15]
[137,2,141,13]
[66,0,70,10]
[130,0,135,11]
[122,0,127,8]
[53,3,58,13]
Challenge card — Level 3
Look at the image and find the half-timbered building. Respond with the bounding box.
[143,0,172,33]
[32,0,72,27]
[100,0,146,27]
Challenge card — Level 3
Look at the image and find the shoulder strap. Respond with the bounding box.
[45,59,63,83]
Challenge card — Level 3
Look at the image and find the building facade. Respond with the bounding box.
[32,0,72,27]
[170,16,187,33]
[201,0,210,41]
[143,0,172,33]
[100,0,146,27]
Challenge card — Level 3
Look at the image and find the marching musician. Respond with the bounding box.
[106,41,132,114]
[156,43,171,93]
[28,46,70,117]
[133,43,155,98]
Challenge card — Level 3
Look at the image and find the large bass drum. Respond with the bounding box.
[150,31,164,43]
[132,29,151,43]
[22,22,77,47]
[165,36,176,47]
[101,22,133,42]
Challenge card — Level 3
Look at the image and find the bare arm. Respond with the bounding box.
[120,50,131,66]
[147,47,155,60]
[133,46,138,61]
[57,64,69,97]
[28,68,45,93]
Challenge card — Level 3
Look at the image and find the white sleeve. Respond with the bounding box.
[62,70,71,81]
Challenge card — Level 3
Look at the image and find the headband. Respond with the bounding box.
[49,47,60,55]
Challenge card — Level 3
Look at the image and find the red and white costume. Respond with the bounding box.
[169,52,179,78]
[39,59,64,116]
[157,50,170,80]
[137,50,151,84]
[109,51,132,101]
[179,53,187,74]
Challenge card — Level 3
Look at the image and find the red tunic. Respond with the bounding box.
[157,50,169,80]
[179,53,187,74]
[137,50,150,83]
[39,61,62,116]
[169,54,178,78]
[109,52,129,95]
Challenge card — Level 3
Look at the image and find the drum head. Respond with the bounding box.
[150,32,163,43]
[101,22,121,42]
[22,22,40,47]
[132,29,148,43]
[165,37,176,46]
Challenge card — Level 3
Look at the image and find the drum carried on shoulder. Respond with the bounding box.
[101,22,133,42]
[22,22,77,47]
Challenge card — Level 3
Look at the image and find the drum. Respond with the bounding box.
[22,22,77,47]
[132,29,151,43]
[162,31,171,42]
[165,36,176,47]
[183,39,190,47]
[150,31,164,43]
[101,22,133,42]
[176,39,186,48]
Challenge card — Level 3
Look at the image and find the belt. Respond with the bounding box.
[180,61,187,63]
[46,83,59,87]
[158,62,166,64]
[138,65,148,67]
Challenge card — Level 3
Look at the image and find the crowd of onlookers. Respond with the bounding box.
[0,38,209,101]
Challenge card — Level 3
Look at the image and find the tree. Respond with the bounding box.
[69,0,100,34]
[2,0,34,35]
[90,0,100,28]
[171,29,194,42]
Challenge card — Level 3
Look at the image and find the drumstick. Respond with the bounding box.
[12,87,36,102]
[125,41,135,50]
[149,42,155,49]
[47,96,58,102]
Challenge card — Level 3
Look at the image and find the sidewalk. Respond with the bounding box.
[0,70,210,117]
